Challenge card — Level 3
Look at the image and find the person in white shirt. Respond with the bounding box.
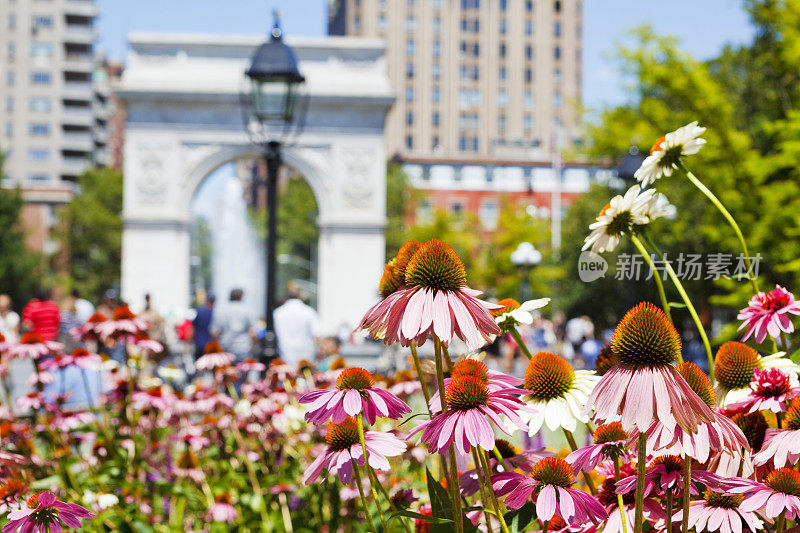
[273,290,321,366]
[0,294,20,342]
[72,289,95,324]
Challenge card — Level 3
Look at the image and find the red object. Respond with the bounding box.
[176,319,193,341]
[21,299,61,341]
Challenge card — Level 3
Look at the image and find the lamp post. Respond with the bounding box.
[243,13,305,363]
[510,242,542,302]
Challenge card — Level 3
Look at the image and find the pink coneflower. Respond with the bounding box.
[583,302,715,433]
[410,374,528,456]
[460,439,550,496]
[738,285,800,344]
[492,457,608,525]
[754,398,800,467]
[68,348,103,369]
[299,367,411,425]
[2,491,94,533]
[303,417,406,485]
[597,476,665,533]
[6,332,62,360]
[194,342,234,371]
[359,239,500,350]
[567,422,629,473]
[207,493,238,524]
[237,358,266,373]
[132,386,172,411]
[729,367,798,414]
[633,363,749,463]
[428,358,522,414]
[131,334,163,354]
[681,489,763,533]
[726,467,800,520]
[38,353,73,371]
[94,305,149,341]
[16,392,44,411]
[615,456,723,498]
[174,448,205,483]
[70,312,107,341]
[0,479,26,514]
[0,453,27,480]
[25,371,54,389]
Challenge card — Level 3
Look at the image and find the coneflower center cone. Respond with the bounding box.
[445,375,489,410]
[524,352,574,401]
[612,302,681,368]
[531,457,574,488]
[404,239,467,292]
[336,368,375,391]
[450,359,489,385]
[714,342,761,390]
[703,489,742,509]
[490,298,520,319]
[676,362,716,409]
[593,422,627,445]
[325,418,361,451]
[765,468,800,496]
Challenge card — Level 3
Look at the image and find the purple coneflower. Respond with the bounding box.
[2,491,94,533]
[737,285,800,344]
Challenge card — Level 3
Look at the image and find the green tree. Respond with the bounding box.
[0,159,42,309]
[385,162,419,259]
[56,167,123,302]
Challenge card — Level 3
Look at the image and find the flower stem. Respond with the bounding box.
[278,492,294,533]
[478,447,511,533]
[633,431,646,533]
[492,446,510,472]
[352,463,378,533]
[777,412,784,430]
[681,457,691,533]
[776,514,785,533]
[630,234,673,327]
[781,332,791,352]
[680,164,759,295]
[435,337,464,533]
[409,343,432,408]
[666,490,673,533]
[356,414,390,533]
[472,448,497,532]
[562,429,596,494]
[509,326,533,359]
[613,458,629,533]
[642,233,714,382]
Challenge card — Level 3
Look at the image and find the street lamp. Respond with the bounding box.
[510,242,542,302]
[617,146,645,184]
[243,12,305,362]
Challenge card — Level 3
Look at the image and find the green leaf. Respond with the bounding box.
[504,501,536,533]
[388,510,452,524]
[426,467,452,518]
[668,302,688,309]
[790,347,800,363]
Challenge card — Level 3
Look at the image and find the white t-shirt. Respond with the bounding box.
[273,299,321,365]
[0,311,20,342]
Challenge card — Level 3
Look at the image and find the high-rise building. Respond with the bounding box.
[0,0,108,252]
[328,0,582,159]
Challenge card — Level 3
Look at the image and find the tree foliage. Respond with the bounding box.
[561,2,800,333]
[56,167,123,302]
[0,179,42,309]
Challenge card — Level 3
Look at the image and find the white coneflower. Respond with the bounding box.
[635,121,707,186]
[582,185,657,254]
[491,297,551,332]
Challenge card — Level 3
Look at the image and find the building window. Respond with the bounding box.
[554,46,561,60]
[460,65,468,81]
[459,137,467,151]
[377,14,387,32]
[406,63,414,78]
[526,45,532,60]
[554,68,561,84]
[553,92,562,108]
[450,200,465,218]
[353,15,361,31]
[525,20,533,35]
[31,43,53,58]
[432,112,440,127]
[29,97,51,112]
[499,19,506,34]
[8,14,16,30]
[472,137,479,151]
[433,17,441,34]
[432,136,439,149]
[29,175,49,182]
[554,0,561,12]
[29,123,50,136]
[433,41,441,57]
[525,69,532,83]
[460,41,467,55]
[405,87,414,102]
[432,63,441,80]
[555,21,562,36]
[28,148,50,162]
[473,20,480,32]
[6,71,14,87]
[473,43,480,57]
[499,43,506,58]
[524,115,533,132]
[405,135,413,149]
[30,71,51,84]
[5,97,13,112]
[5,122,12,138]
[524,91,534,109]
[526,0,534,11]
[499,67,507,81]
[432,87,440,103]
[461,18,468,31]
[406,16,416,32]
[32,15,53,28]
[500,0,507,10]
[472,66,480,80]
[417,200,433,224]
[406,39,415,56]
[7,43,15,61]
[498,90,508,108]
[479,201,499,230]
[406,112,414,126]
[498,114,506,132]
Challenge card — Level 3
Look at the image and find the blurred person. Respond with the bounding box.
[579,334,602,370]
[273,287,320,366]
[72,289,95,324]
[0,294,20,342]
[192,293,215,359]
[58,296,81,352]
[22,288,61,341]
[211,288,255,361]
[139,293,167,346]
[317,336,341,371]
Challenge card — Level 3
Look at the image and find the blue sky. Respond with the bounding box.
[97,0,753,109]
